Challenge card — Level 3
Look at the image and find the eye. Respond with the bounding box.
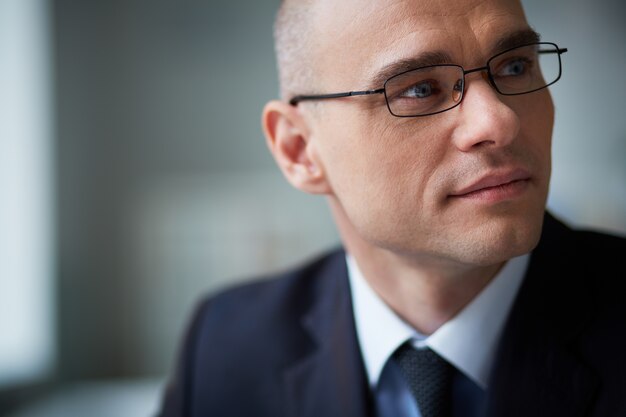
[498,58,532,77]
[400,80,441,98]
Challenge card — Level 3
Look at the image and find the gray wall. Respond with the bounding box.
[54,0,626,382]
[55,0,337,380]
[524,0,626,232]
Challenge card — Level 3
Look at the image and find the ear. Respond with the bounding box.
[262,100,331,194]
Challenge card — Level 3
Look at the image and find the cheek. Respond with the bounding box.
[371,117,457,207]
[317,112,452,219]
[517,91,554,169]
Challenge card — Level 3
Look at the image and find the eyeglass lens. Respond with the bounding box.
[383,43,562,117]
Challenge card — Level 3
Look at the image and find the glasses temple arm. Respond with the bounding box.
[538,47,568,55]
[289,88,385,106]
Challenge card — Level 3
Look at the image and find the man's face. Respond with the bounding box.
[302,0,554,266]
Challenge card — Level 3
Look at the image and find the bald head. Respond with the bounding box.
[274,0,318,100]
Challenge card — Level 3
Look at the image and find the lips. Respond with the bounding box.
[450,168,531,198]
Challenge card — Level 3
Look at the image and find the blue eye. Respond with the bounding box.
[401,81,440,98]
[499,58,530,77]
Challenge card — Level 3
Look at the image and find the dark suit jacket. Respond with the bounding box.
[158,213,626,417]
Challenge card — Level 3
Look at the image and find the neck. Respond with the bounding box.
[351,246,503,335]
[330,200,504,335]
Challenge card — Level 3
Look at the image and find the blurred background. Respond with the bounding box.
[0,0,624,415]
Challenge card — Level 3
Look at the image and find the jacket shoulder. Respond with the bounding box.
[197,247,346,332]
[157,248,347,417]
[488,214,626,416]
[539,212,626,276]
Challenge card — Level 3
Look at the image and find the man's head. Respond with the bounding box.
[263,0,554,268]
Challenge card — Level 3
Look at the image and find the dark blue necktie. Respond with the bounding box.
[393,343,454,417]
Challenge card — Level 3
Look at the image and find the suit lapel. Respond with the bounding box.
[486,214,599,417]
[283,250,372,417]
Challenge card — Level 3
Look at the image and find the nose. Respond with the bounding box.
[450,75,521,152]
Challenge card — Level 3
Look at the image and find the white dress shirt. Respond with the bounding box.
[346,253,529,416]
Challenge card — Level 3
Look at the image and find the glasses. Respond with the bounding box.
[289,42,568,117]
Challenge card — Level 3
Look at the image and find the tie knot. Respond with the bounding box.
[392,343,454,417]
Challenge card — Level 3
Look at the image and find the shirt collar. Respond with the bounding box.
[347,253,529,390]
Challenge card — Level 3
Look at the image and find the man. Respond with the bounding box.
[158,0,626,416]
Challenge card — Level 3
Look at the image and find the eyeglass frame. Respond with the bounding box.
[288,42,568,118]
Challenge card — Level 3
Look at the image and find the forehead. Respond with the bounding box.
[312,0,530,86]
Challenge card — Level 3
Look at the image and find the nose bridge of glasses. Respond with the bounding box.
[463,64,492,84]
[457,64,498,98]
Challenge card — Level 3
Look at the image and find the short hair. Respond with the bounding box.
[274,0,317,100]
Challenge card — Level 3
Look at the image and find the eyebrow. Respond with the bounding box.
[369,51,453,89]
[367,28,542,88]
[492,28,541,55]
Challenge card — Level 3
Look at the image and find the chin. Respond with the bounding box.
[451,209,545,266]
